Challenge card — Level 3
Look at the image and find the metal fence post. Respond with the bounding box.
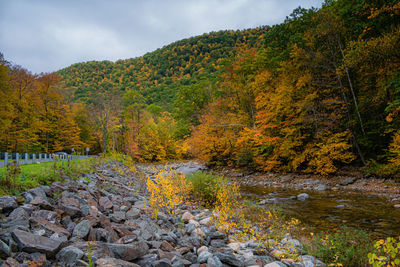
[4,152,7,167]
[16,153,19,164]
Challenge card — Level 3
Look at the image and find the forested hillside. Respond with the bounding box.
[1,0,399,177]
[187,0,400,176]
[57,28,265,109]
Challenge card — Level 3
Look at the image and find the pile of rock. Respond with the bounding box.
[0,162,325,267]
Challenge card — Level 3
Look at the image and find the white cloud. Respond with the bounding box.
[0,0,323,73]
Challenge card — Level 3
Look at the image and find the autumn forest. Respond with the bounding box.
[1,0,399,176]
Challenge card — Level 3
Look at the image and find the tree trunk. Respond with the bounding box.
[338,40,365,136]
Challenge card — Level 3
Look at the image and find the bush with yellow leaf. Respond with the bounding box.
[368,236,400,267]
[146,169,191,218]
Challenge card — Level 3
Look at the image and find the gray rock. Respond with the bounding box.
[22,187,47,203]
[208,231,226,240]
[197,251,213,263]
[11,229,62,256]
[280,175,293,183]
[80,204,90,216]
[183,252,197,263]
[186,223,196,234]
[258,255,275,264]
[120,205,130,212]
[340,177,357,186]
[29,216,71,238]
[335,205,345,208]
[1,219,30,233]
[210,239,227,248]
[106,241,149,261]
[30,197,53,210]
[0,196,18,211]
[7,207,29,221]
[33,209,60,222]
[136,254,158,266]
[214,252,243,267]
[110,211,126,223]
[97,257,141,266]
[0,239,10,258]
[208,256,223,267]
[56,246,84,266]
[172,258,192,267]
[72,220,91,239]
[259,198,278,204]
[157,211,169,221]
[152,258,172,267]
[314,184,327,191]
[297,193,310,201]
[264,262,287,267]
[59,203,82,218]
[301,255,326,267]
[126,208,141,220]
[301,261,315,267]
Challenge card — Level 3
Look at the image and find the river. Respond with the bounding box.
[176,162,400,238]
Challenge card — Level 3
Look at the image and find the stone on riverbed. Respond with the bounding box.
[340,177,357,186]
[297,193,310,201]
[314,183,327,191]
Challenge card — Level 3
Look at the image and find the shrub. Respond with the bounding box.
[213,182,243,233]
[186,171,228,207]
[368,236,400,266]
[363,159,400,180]
[147,169,191,218]
[305,226,373,266]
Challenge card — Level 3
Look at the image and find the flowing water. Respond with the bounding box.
[176,162,400,237]
[241,185,400,238]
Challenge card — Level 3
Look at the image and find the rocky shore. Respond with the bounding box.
[0,161,326,267]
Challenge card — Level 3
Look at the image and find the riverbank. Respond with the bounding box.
[0,160,326,266]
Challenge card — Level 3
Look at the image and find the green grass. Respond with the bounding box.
[0,159,96,196]
[304,226,374,267]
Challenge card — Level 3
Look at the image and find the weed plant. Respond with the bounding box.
[304,226,373,266]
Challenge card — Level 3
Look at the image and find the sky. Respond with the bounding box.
[0,0,323,73]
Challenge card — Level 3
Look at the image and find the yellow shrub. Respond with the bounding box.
[212,183,243,233]
[146,169,191,218]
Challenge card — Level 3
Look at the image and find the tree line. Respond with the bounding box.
[1,0,399,176]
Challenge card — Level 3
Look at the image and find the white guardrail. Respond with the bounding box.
[0,152,89,167]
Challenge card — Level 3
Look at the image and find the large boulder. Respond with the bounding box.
[22,187,47,203]
[11,229,62,257]
[214,252,244,267]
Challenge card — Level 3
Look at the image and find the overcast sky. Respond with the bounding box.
[0,0,323,73]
